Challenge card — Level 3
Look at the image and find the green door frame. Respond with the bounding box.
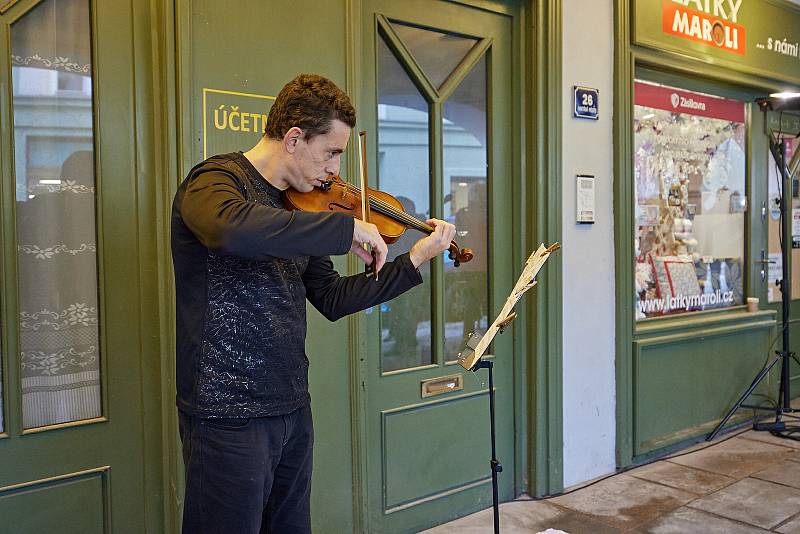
[151,0,196,530]
[527,0,563,497]
[147,0,183,531]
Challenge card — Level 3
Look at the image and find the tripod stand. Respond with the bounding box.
[708,133,800,441]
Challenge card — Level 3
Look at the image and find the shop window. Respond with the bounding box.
[634,80,746,319]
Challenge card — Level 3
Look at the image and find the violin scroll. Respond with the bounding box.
[449,245,473,268]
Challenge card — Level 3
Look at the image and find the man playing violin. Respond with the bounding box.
[171,73,456,534]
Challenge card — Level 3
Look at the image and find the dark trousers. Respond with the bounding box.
[179,405,314,534]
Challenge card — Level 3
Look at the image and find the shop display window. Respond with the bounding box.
[634,80,746,319]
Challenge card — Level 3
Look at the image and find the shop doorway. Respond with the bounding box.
[0,0,160,531]
[358,1,517,531]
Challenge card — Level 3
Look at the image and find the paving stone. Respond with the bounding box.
[418,506,494,534]
[546,474,694,529]
[688,477,800,529]
[632,506,770,534]
[776,512,800,534]
[418,500,622,534]
[752,459,800,489]
[739,430,800,450]
[427,403,800,534]
[501,501,622,534]
[627,460,735,495]
[667,437,794,478]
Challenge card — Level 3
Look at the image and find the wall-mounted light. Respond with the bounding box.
[756,92,800,112]
[770,91,800,99]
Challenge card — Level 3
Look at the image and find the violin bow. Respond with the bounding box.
[357,130,378,280]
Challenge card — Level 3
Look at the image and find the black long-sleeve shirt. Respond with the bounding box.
[171,152,422,417]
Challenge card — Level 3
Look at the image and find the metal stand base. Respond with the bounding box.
[707,350,800,441]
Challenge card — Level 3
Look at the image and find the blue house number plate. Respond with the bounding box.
[574,86,599,120]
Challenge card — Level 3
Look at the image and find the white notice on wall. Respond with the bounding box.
[576,175,595,224]
[768,252,783,302]
[793,209,800,236]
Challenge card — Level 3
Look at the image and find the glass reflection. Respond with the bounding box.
[443,56,489,359]
[377,36,433,372]
[390,21,477,90]
[633,80,745,318]
[12,0,101,428]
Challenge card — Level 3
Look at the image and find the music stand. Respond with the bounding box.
[708,93,800,441]
[457,243,559,533]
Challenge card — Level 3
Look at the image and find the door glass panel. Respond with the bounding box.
[11,0,101,429]
[377,36,432,372]
[390,21,476,90]
[442,56,489,360]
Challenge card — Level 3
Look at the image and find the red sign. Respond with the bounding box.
[662,0,745,56]
[634,81,745,123]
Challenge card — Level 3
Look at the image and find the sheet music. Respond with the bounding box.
[457,243,559,370]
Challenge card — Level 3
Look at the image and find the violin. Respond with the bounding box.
[282,175,474,266]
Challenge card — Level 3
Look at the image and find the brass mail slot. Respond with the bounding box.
[421,374,463,398]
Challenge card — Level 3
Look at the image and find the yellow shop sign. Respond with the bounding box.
[203,88,276,158]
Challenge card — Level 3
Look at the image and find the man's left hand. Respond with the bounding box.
[409,219,457,268]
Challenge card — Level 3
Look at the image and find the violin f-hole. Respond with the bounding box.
[328,201,355,212]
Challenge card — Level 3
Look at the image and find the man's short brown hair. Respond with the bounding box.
[265,74,356,141]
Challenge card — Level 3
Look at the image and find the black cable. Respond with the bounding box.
[774,133,784,253]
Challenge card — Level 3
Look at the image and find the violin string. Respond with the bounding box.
[340,182,419,226]
[340,182,434,233]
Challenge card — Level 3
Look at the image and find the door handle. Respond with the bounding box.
[757,250,776,282]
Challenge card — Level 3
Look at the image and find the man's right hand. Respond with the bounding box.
[351,219,388,274]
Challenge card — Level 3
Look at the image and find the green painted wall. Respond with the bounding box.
[634,310,777,457]
[176,2,357,531]
[632,0,800,86]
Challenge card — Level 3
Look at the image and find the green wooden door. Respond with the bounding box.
[0,0,161,532]
[358,2,516,532]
